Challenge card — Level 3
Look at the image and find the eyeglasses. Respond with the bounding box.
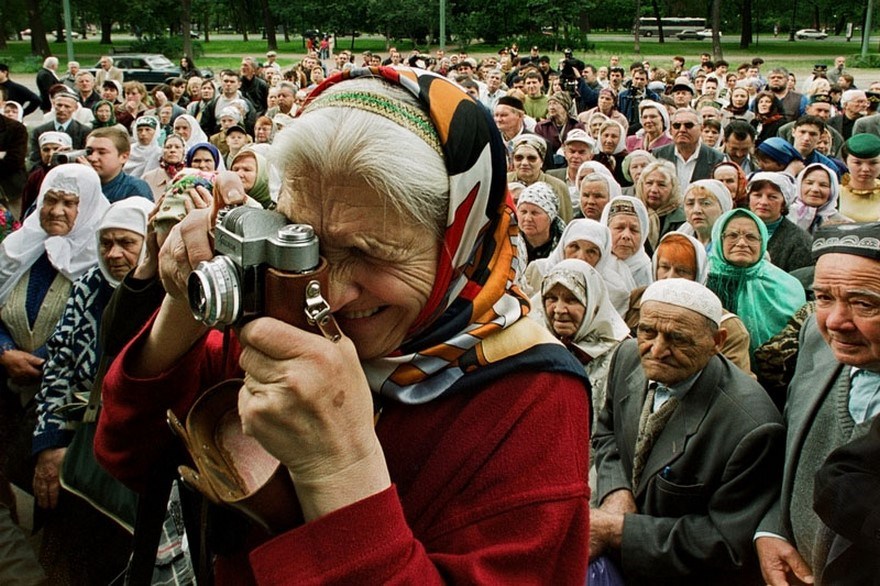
[721,231,761,245]
[672,121,697,130]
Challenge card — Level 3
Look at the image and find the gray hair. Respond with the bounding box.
[580,173,610,192]
[43,56,59,69]
[271,77,449,238]
[636,160,681,207]
[769,67,789,77]
[101,55,114,65]
[277,81,298,94]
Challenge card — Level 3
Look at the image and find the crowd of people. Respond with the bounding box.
[0,43,877,585]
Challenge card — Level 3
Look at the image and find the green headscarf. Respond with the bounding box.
[230,147,272,209]
[91,99,118,128]
[706,208,806,353]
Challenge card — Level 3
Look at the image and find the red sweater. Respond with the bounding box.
[96,326,591,584]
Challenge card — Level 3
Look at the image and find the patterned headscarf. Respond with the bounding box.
[298,66,586,403]
[517,181,559,222]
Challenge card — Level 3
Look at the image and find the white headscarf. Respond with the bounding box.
[677,179,733,240]
[3,101,24,122]
[174,113,209,151]
[534,258,630,359]
[576,161,623,197]
[124,115,162,179]
[0,166,109,305]
[600,195,653,288]
[96,198,155,288]
[789,163,841,233]
[530,218,633,316]
[599,119,627,155]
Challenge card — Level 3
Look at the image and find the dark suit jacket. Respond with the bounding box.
[35,68,59,112]
[652,143,725,183]
[594,339,784,585]
[0,116,28,200]
[27,119,91,166]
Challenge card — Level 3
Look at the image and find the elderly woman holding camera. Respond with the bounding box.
[96,67,591,581]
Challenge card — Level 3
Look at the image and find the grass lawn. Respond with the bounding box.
[3,35,879,75]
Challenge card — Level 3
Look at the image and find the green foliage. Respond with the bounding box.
[849,54,880,68]
[129,36,205,58]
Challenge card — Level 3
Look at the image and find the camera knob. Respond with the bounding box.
[276,224,315,242]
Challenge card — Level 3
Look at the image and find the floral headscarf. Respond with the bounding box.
[297,66,586,403]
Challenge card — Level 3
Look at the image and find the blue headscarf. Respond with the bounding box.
[184,142,225,170]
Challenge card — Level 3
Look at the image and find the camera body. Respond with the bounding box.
[50,148,92,166]
[188,207,330,330]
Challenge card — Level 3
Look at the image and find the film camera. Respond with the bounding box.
[559,49,586,96]
[188,206,336,337]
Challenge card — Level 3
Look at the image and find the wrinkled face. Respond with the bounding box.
[86,137,127,182]
[673,90,692,107]
[703,79,718,95]
[547,99,566,121]
[671,112,700,148]
[731,88,749,108]
[814,254,880,370]
[844,95,868,118]
[173,118,192,141]
[39,189,79,236]
[493,104,522,136]
[713,166,739,197]
[767,72,787,92]
[53,97,77,123]
[655,252,696,281]
[564,239,602,267]
[684,187,723,233]
[543,283,586,339]
[638,301,721,384]
[136,125,156,145]
[231,153,257,191]
[487,72,502,91]
[579,180,609,221]
[800,168,832,207]
[517,201,551,244]
[565,142,592,171]
[640,107,663,134]
[513,146,542,183]
[100,57,112,70]
[589,117,605,137]
[190,148,216,171]
[847,154,880,186]
[163,139,184,164]
[600,126,620,154]
[77,74,94,93]
[628,156,650,184]
[99,228,144,280]
[749,182,785,223]
[807,101,832,121]
[641,170,672,210]
[721,215,762,267]
[608,214,640,260]
[794,124,822,155]
[283,173,439,359]
[598,92,614,112]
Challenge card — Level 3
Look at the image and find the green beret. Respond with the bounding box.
[846,133,880,158]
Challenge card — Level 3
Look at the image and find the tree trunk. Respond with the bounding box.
[0,18,7,50]
[25,0,50,56]
[182,0,193,59]
[260,0,277,51]
[711,0,722,60]
[740,0,752,48]
[283,22,290,43]
[100,14,112,44]
[651,0,664,43]
[633,0,641,53]
[203,12,210,42]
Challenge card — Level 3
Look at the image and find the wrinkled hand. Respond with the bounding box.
[756,536,814,586]
[237,317,390,520]
[33,447,67,509]
[0,350,44,382]
[589,507,624,558]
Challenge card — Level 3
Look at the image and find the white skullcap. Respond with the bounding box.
[96,197,155,288]
[219,106,242,122]
[641,278,722,326]
[748,171,797,207]
[38,131,72,148]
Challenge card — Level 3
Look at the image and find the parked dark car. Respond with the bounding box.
[88,54,213,89]
[676,29,720,40]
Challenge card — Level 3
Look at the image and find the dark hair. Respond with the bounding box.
[0,63,8,73]
[724,120,756,141]
[703,61,715,70]
[702,118,722,132]
[523,71,543,82]
[754,91,783,116]
[794,114,826,133]
[716,60,729,68]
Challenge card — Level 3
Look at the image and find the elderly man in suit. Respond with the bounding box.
[652,108,724,188]
[36,56,60,113]
[94,56,124,87]
[756,222,880,586]
[591,278,784,585]
[28,89,91,166]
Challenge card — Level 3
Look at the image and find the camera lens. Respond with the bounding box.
[188,256,242,326]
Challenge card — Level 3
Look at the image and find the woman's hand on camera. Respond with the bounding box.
[237,318,391,521]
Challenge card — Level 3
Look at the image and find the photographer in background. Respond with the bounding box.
[557,49,599,113]
[28,89,91,167]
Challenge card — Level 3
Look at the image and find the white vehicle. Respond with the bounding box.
[796,28,829,40]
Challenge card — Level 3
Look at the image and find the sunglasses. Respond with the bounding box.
[672,121,697,130]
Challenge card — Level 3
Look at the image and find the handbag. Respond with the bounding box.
[59,373,139,533]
